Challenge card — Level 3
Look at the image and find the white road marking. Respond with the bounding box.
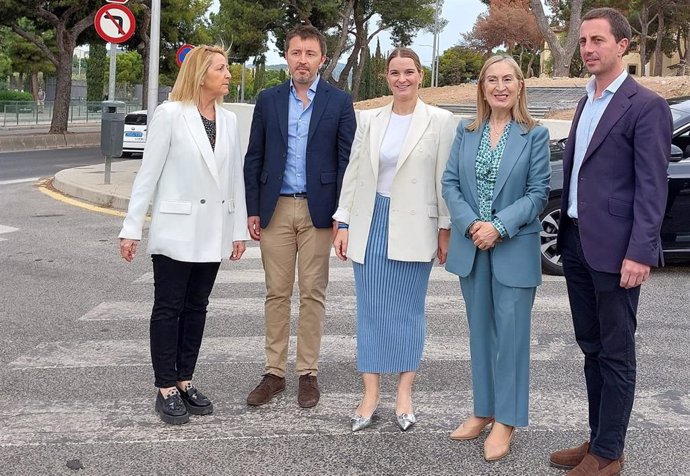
[0,177,40,185]
[0,389,686,447]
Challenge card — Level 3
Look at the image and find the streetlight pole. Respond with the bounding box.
[147,0,161,115]
[432,0,441,87]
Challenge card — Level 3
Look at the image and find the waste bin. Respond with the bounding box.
[100,101,125,157]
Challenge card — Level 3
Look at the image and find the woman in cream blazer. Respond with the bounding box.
[119,45,249,425]
[333,47,455,432]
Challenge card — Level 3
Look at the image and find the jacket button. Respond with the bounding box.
[222,200,225,203]
[492,209,496,214]
[411,178,417,184]
[200,199,206,204]
[410,210,416,215]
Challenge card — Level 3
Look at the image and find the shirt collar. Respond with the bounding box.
[290,74,320,96]
[585,69,628,99]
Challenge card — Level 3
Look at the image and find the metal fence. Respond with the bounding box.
[0,100,144,127]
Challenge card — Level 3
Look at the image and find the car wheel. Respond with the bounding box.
[540,197,564,276]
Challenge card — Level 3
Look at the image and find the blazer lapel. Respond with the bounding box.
[463,124,483,206]
[369,103,393,182]
[184,104,220,189]
[395,98,431,173]
[583,76,635,162]
[307,79,329,142]
[274,81,290,148]
[493,122,528,200]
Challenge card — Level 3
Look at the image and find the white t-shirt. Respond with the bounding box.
[377,112,413,197]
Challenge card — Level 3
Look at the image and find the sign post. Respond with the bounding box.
[94,3,136,183]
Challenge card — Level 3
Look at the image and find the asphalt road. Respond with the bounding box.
[0,147,126,184]
[0,178,689,475]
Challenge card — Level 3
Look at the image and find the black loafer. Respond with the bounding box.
[178,386,214,415]
[155,390,189,425]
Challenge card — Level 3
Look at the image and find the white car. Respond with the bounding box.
[121,110,147,156]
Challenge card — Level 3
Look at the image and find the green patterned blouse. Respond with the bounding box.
[474,121,511,238]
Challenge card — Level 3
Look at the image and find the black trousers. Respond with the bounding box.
[150,254,220,388]
[561,222,640,460]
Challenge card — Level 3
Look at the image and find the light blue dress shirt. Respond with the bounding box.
[280,75,319,194]
[567,70,628,218]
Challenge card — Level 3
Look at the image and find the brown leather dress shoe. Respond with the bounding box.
[565,454,622,476]
[551,442,625,470]
[298,373,320,408]
[247,374,285,406]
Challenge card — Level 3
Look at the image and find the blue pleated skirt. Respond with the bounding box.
[353,194,433,373]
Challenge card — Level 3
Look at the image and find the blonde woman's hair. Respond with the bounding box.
[170,45,229,105]
[467,55,536,131]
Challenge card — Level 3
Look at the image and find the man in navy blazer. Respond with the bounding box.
[550,8,672,475]
[244,25,356,409]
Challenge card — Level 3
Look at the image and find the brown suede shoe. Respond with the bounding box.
[550,441,591,469]
[247,374,285,406]
[551,442,625,470]
[565,454,621,476]
[298,373,320,408]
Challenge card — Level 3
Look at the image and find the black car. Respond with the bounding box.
[540,97,690,275]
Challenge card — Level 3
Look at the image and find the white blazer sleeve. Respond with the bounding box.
[332,111,369,224]
[230,116,250,241]
[118,104,173,240]
[435,110,456,230]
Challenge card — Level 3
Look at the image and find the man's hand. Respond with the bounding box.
[437,229,450,264]
[230,241,246,261]
[620,258,650,289]
[470,221,501,250]
[334,229,348,261]
[120,238,139,262]
[247,216,261,241]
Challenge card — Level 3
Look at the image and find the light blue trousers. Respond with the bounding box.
[459,250,536,427]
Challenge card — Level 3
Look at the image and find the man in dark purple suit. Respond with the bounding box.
[549,8,672,476]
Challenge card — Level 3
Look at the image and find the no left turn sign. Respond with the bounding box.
[94,4,136,44]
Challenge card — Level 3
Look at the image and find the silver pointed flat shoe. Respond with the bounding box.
[351,402,379,432]
[351,413,374,432]
[396,412,416,431]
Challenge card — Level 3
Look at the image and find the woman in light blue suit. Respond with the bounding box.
[441,55,550,462]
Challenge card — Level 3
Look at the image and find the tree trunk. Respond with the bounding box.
[31,72,39,101]
[529,0,584,77]
[49,22,77,134]
[653,13,665,76]
[322,0,355,85]
[50,48,75,134]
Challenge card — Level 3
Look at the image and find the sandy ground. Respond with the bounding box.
[355,76,690,119]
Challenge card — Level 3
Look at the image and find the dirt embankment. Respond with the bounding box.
[354,76,690,119]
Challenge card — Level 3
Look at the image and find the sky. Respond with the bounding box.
[262,0,487,66]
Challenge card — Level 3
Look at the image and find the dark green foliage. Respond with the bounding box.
[86,40,106,102]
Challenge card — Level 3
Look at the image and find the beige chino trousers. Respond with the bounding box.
[259,196,332,377]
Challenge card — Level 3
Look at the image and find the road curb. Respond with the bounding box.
[52,161,139,211]
[0,132,100,153]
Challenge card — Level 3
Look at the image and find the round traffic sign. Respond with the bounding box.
[94,4,136,44]
[176,44,195,67]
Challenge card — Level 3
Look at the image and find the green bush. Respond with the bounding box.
[0,90,34,101]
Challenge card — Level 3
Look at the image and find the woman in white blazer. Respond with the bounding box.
[119,45,249,425]
[333,48,456,432]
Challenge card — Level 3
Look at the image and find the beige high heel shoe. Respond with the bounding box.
[483,423,515,462]
[450,416,495,440]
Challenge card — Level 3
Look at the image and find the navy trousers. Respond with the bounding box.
[150,254,220,388]
[561,222,640,460]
